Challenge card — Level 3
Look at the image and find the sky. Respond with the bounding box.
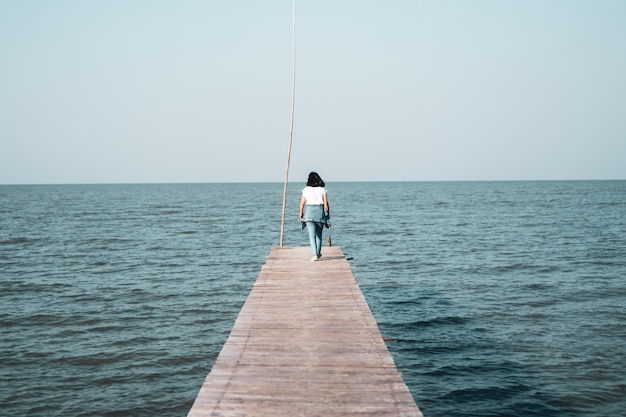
[1,0,625,184]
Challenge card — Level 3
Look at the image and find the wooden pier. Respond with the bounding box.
[188,246,423,417]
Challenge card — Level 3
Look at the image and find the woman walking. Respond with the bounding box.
[299,172,330,261]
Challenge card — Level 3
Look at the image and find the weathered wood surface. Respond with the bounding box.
[188,246,423,417]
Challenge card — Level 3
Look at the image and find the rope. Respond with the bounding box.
[279,0,296,247]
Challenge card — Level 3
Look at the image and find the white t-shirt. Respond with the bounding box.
[302,186,327,205]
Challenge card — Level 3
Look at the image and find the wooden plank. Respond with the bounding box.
[188,246,423,417]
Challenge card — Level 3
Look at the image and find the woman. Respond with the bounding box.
[299,172,330,261]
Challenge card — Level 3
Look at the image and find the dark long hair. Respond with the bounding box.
[306,172,325,187]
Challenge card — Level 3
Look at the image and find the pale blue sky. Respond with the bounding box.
[1,0,625,184]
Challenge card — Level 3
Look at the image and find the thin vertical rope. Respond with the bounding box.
[279,0,296,247]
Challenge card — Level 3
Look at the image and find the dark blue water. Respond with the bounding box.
[1,181,625,416]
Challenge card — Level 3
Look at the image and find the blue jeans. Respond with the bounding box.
[305,221,323,256]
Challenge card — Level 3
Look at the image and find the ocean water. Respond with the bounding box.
[1,181,625,417]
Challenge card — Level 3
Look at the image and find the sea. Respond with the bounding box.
[1,181,625,417]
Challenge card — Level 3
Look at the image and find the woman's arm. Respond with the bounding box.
[324,194,330,218]
[299,195,306,218]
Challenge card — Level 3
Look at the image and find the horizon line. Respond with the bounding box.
[1,178,624,186]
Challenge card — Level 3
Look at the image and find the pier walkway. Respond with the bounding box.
[187,246,423,417]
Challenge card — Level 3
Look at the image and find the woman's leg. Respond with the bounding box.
[305,222,318,255]
[306,222,323,259]
[314,222,323,257]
